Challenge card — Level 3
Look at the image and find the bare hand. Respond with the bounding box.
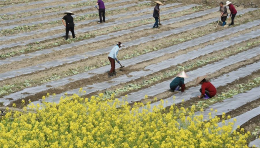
[198,95,201,98]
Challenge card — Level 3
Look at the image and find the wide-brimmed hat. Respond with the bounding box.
[64,11,74,15]
[155,1,164,5]
[195,75,207,85]
[177,71,188,78]
[226,1,232,5]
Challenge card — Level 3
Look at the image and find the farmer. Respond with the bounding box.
[108,42,123,76]
[226,1,237,26]
[96,0,105,23]
[153,1,163,28]
[196,75,217,99]
[170,71,187,92]
[62,11,75,40]
[219,2,228,26]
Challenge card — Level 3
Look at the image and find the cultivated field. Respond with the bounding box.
[0,0,260,147]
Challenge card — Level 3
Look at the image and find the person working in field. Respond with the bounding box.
[219,2,228,26]
[96,0,105,23]
[226,1,237,26]
[62,11,75,40]
[153,1,163,28]
[196,75,217,99]
[170,71,187,92]
[108,42,124,77]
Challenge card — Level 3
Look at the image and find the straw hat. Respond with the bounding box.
[195,75,207,85]
[64,11,74,15]
[177,71,188,78]
[155,1,164,5]
[226,1,232,6]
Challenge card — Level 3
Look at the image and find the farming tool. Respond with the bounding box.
[116,59,124,69]
[159,16,162,25]
[215,18,221,28]
[159,10,162,25]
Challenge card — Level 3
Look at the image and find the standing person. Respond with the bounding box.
[226,1,237,26]
[96,0,105,23]
[108,42,123,77]
[62,11,75,40]
[219,2,228,26]
[196,75,217,99]
[153,1,163,28]
[170,71,187,92]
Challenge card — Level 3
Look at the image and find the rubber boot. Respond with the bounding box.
[204,94,210,99]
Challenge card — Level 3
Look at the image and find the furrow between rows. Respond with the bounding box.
[1,18,258,104]
[20,31,260,105]
[147,56,260,111]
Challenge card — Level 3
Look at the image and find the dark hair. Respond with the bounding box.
[220,2,224,5]
[117,42,122,46]
[201,78,207,83]
[67,13,72,16]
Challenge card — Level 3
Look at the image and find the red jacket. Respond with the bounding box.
[201,82,217,97]
[228,4,237,14]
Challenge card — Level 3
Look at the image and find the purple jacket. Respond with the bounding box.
[97,0,105,9]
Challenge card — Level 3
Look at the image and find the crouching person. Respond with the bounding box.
[108,42,123,77]
[170,71,187,92]
[196,75,217,99]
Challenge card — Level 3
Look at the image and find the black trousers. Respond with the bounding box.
[66,26,75,40]
[221,16,227,22]
[230,13,236,25]
[99,9,105,22]
[200,89,211,97]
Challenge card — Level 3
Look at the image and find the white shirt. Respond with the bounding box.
[108,45,119,59]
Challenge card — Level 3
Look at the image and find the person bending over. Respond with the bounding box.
[170,71,187,92]
[196,75,217,99]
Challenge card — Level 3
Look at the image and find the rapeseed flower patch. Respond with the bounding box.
[0,94,249,147]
